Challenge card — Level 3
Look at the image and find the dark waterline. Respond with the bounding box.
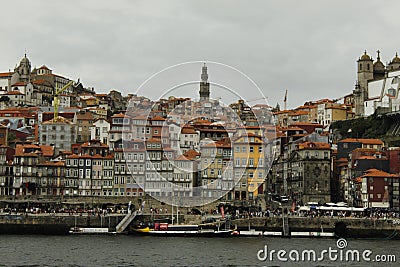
[0,235,399,267]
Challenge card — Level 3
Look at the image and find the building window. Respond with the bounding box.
[234,158,240,166]
[249,158,254,166]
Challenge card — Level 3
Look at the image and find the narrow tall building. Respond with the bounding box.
[199,63,210,102]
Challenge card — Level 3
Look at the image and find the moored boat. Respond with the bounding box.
[133,222,233,237]
[69,227,116,235]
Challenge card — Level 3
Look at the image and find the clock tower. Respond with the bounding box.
[199,63,210,102]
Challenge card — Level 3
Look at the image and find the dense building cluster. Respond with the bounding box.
[0,54,399,210]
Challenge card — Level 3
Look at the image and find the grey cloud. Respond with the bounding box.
[1,0,400,108]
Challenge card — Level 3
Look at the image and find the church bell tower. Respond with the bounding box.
[199,63,210,102]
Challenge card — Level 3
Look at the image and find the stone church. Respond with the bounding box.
[354,50,400,117]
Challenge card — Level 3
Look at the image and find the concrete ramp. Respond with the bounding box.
[116,211,138,233]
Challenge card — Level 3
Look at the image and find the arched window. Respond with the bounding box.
[367,64,370,70]
[360,64,362,70]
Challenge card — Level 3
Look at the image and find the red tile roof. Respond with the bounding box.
[0,72,13,77]
[112,113,126,118]
[14,144,53,157]
[11,82,27,87]
[5,91,24,95]
[146,138,161,143]
[39,161,64,166]
[81,140,108,148]
[298,142,330,150]
[339,138,383,145]
[151,116,165,121]
[183,149,200,159]
[287,126,305,131]
[38,65,51,70]
[361,169,399,178]
[181,127,197,134]
[42,112,75,122]
[40,145,54,157]
[77,112,95,121]
[132,115,149,120]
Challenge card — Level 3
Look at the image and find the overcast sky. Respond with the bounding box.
[1,0,400,109]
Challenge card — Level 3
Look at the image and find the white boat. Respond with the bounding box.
[69,227,115,234]
[290,231,335,237]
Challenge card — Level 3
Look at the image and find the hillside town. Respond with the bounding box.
[0,51,399,213]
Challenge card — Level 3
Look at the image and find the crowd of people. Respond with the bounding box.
[1,204,399,220]
[0,206,128,216]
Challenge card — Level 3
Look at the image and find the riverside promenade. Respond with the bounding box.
[0,212,127,234]
[232,216,400,239]
[1,211,399,239]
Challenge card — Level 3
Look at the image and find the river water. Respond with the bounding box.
[0,235,399,266]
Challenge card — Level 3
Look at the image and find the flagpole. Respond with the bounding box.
[284,89,288,110]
